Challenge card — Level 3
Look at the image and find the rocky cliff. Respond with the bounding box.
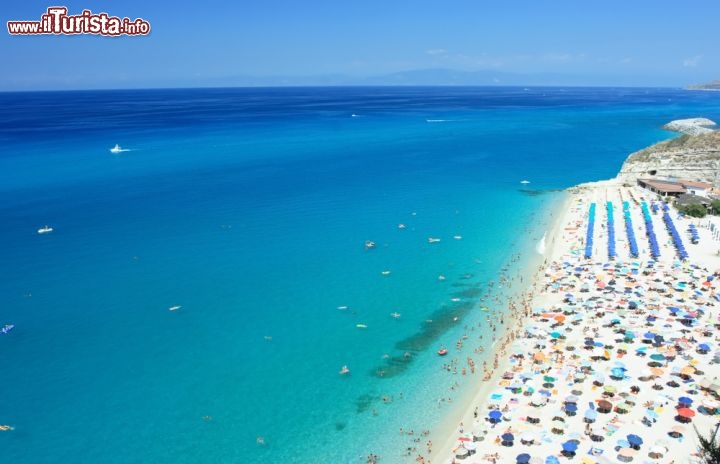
[615,130,720,184]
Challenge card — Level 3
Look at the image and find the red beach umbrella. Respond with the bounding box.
[677,408,695,418]
[457,436,471,442]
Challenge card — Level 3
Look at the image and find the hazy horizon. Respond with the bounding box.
[3,0,719,91]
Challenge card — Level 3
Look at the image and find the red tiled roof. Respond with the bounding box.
[638,179,686,193]
[679,179,713,189]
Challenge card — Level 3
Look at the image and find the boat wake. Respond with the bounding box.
[109,144,130,154]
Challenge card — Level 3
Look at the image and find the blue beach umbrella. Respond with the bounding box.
[650,354,665,361]
[584,408,598,421]
[565,403,578,413]
[489,410,502,420]
[561,441,578,452]
[699,343,711,352]
[516,453,531,464]
[678,396,693,405]
[502,432,515,442]
[545,456,560,464]
[627,434,643,447]
[616,439,630,448]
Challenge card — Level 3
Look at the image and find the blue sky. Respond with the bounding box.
[3,0,719,90]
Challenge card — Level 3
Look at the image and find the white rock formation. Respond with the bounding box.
[663,118,716,136]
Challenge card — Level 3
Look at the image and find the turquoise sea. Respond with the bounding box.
[1,87,720,463]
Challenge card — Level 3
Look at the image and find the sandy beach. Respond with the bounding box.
[418,181,720,464]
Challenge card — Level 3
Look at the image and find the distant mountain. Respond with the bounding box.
[687,80,720,90]
[186,68,673,88]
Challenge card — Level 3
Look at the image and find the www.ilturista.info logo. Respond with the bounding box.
[7,7,151,36]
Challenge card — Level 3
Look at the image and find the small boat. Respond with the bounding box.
[356,323,368,329]
[110,144,129,154]
[390,312,401,319]
[437,275,446,281]
[520,180,531,184]
[1,324,14,334]
[37,225,53,234]
[168,305,182,311]
[428,237,441,244]
[339,365,350,375]
[365,240,376,250]
[451,297,461,302]
[381,270,391,276]
[0,425,14,431]
[398,223,406,229]
[453,235,462,240]
[337,305,348,310]
[437,346,448,356]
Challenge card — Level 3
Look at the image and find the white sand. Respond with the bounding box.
[429,183,720,464]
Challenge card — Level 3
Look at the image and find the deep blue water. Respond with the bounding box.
[1,86,720,463]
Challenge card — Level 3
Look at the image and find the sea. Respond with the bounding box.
[1,86,720,464]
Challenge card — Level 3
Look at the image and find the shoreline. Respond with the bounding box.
[429,181,720,464]
[429,192,573,463]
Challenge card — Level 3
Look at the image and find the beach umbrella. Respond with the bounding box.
[604,385,617,394]
[627,434,643,448]
[669,425,686,438]
[516,453,531,464]
[615,402,632,414]
[677,408,695,419]
[678,396,693,405]
[584,408,598,422]
[649,353,665,361]
[561,441,578,453]
[650,367,664,377]
[648,445,666,459]
[701,398,719,411]
[545,456,560,464]
[488,410,502,421]
[597,399,612,413]
[617,447,637,462]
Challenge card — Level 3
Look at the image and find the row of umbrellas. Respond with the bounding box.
[640,202,661,259]
[661,205,689,260]
[585,203,596,259]
[688,223,699,244]
[622,201,639,258]
[607,201,617,260]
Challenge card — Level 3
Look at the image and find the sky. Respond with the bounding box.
[2,0,720,90]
